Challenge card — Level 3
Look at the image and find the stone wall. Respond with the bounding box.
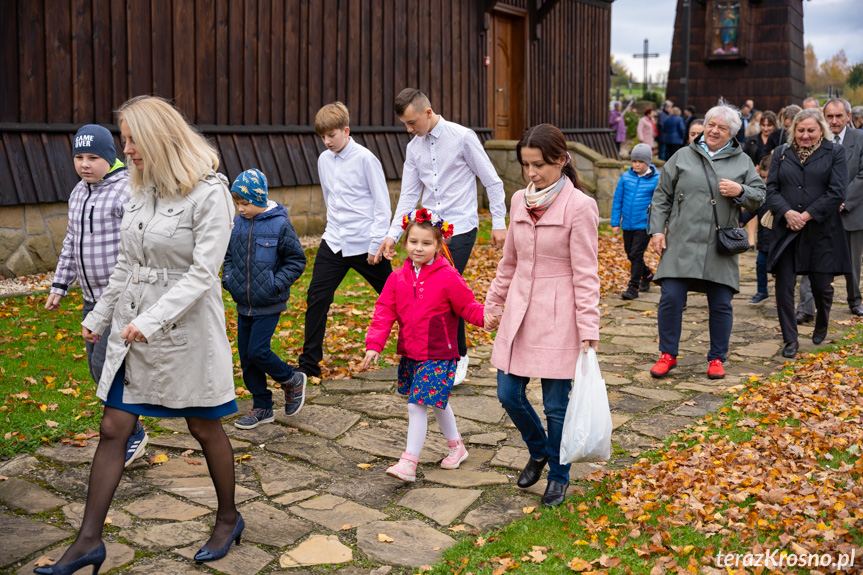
[0,180,403,278]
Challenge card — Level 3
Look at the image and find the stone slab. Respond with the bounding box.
[731,341,781,358]
[464,494,539,532]
[268,435,371,471]
[449,395,506,424]
[620,386,684,402]
[244,454,330,495]
[611,413,631,430]
[610,336,659,354]
[324,379,395,394]
[147,433,250,452]
[353,366,400,380]
[398,487,482,525]
[16,542,135,575]
[0,454,39,477]
[346,395,409,419]
[124,521,211,550]
[124,494,210,521]
[289,494,387,530]
[0,514,71,568]
[459,376,497,387]
[338,426,446,464]
[224,421,292,444]
[151,476,258,508]
[0,477,66,513]
[127,558,202,574]
[671,393,727,417]
[272,489,318,506]
[675,382,723,393]
[356,520,456,568]
[489,445,530,471]
[603,373,631,386]
[63,502,134,529]
[143,456,210,480]
[279,534,352,568]
[600,325,657,337]
[466,432,507,446]
[606,392,662,414]
[326,472,409,508]
[239,501,314,547]
[630,415,695,440]
[36,441,99,464]
[422,468,509,487]
[274,404,360,439]
[39,467,148,500]
[174,539,274,575]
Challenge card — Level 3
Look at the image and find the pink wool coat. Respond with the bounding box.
[485,179,601,378]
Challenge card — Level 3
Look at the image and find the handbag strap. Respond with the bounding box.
[698,155,722,231]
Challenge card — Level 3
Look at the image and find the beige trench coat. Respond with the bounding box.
[82,172,236,408]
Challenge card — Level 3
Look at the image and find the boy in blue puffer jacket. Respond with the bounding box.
[611,143,660,300]
[223,169,307,429]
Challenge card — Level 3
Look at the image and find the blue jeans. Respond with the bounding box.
[496,371,572,484]
[756,250,769,296]
[237,313,296,410]
[657,278,734,361]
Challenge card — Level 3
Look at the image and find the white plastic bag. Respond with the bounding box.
[559,348,612,463]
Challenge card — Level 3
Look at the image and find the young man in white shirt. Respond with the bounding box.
[377,88,508,384]
[298,102,393,379]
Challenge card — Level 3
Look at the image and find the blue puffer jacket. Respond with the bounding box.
[223,202,306,316]
[611,165,660,231]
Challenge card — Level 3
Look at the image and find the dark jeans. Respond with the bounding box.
[622,229,651,289]
[774,243,834,344]
[238,312,296,410]
[756,250,769,296]
[82,299,110,384]
[658,142,668,161]
[657,278,734,361]
[299,239,392,377]
[496,370,572,484]
[445,228,478,358]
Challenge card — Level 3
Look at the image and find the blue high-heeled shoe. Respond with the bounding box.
[194,514,244,562]
[34,541,105,574]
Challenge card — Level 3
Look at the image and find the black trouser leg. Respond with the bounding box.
[845,229,863,308]
[810,272,835,332]
[774,245,799,345]
[445,228,478,357]
[623,230,650,289]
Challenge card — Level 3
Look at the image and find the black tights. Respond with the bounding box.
[57,407,238,564]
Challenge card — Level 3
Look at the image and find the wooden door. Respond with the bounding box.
[489,11,526,140]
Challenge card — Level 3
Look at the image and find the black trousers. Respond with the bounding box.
[622,229,652,289]
[774,240,834,344]
[298,240,392,377]
[446,228,478,357]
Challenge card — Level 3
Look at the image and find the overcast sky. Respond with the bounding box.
[611,0,863,85]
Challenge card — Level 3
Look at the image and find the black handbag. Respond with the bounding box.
[700,158,750,256]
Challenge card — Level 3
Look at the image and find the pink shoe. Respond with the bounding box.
[386,452,418,482]
[441,436,468,469]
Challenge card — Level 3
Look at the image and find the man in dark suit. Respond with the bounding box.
[797,98,863,319]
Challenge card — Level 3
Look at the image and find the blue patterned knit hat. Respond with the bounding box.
[231,169,268,207]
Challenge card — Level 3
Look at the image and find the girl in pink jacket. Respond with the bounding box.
[362,209,485,482]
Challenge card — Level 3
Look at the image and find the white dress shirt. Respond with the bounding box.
[318,138,392,257]
[834,126,847,146]
[387,117,506,241]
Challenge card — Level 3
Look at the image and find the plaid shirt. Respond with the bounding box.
[51,166,130,302]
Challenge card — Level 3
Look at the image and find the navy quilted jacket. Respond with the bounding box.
[223,202,306,316]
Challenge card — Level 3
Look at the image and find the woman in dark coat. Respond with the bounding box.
[743,110,778,165]
[766,108,850,358]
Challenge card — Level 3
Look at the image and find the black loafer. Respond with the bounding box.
[812,328,828,345]
[850,305,863,317]
[796,312,814,324]
[541,479,568,507]
[517,456,549,488]
[782,341,798,358]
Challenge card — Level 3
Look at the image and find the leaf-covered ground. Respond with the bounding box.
[431,326,863,575]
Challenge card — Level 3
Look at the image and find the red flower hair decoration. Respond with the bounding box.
[400,208,454,239]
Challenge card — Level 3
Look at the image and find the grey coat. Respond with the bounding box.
[839,127,863,231]
[82,172,237,409]
[648,138,766,292]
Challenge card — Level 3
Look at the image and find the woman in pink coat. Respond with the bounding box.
[637,107,657,148]
[484,124,601,507]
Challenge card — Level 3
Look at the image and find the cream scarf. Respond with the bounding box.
[523,176,566,221]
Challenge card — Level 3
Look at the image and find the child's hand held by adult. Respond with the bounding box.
[361,350,379,370]
[45,293,62,311]
[483,313,500,331]
[81,326,99,344]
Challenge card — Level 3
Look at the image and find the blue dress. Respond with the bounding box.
[103,362,238,419]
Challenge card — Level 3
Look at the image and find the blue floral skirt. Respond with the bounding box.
[103,362,238,419]
[397,357,458,409]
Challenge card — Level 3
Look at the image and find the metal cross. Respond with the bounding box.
[633,38,659,96]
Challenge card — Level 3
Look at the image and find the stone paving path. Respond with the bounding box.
[1,251,858,574]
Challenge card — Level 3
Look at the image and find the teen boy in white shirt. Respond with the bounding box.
[377,88,507,384]
[298,102,393,379]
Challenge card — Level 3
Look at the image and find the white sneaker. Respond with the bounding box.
[453,354,469,385]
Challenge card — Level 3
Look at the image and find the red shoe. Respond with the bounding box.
[707,359,725,379]
[650,353,677,378]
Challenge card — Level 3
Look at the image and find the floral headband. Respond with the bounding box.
[401,208,454,239]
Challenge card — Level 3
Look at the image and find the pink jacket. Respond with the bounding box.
[366,256,485,361]
[485,179,601,378]
[638,116,656,147]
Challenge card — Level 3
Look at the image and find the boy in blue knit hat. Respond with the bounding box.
[223,169,308,429]
[46,124,148,466]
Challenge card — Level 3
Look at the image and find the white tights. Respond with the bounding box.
[405,402,460,457]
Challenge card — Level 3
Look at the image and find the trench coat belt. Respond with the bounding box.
[131,263,189,286]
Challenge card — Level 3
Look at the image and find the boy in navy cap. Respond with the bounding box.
[223,169,308,428]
